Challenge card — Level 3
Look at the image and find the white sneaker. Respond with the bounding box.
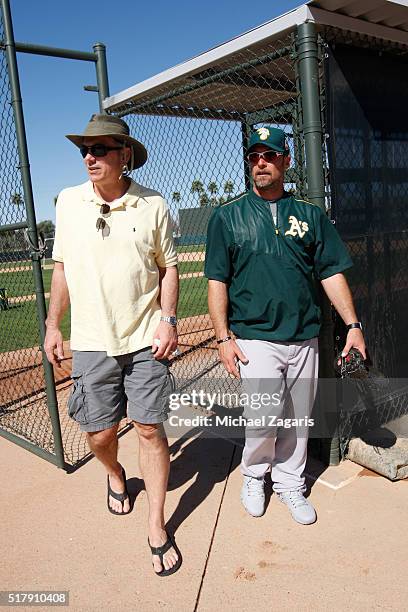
[241,476,265,517]
[278,490,317,525]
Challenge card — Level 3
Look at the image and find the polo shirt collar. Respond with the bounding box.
[82,178,146,209]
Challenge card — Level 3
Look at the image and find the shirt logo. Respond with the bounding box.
[257,127,270,141]
[285,215,309,238]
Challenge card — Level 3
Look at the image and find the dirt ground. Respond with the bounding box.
[1,425,407,611]
[1,304,408,610]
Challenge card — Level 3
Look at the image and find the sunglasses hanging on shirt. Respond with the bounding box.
[96,203,111,235]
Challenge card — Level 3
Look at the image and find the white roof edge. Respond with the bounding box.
[308,6,408,44]
[103,4,310,110]
[389,0,408,8]
[105,2,408,111]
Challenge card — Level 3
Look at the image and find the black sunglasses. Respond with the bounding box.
[96,204,111,232]
[247,150,284,164]
[80,144,122,158]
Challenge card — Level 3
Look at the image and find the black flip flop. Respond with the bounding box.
[107,467,132,516]
[148,532,182,577]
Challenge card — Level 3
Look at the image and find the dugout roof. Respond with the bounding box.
[104,0,408,115]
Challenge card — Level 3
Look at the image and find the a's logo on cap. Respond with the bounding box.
[257,127,270,141]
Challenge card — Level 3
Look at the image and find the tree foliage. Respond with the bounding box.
[190,179,204,195]
[179,179,238,208]
[10,192,24,206]
[37,220,55,237]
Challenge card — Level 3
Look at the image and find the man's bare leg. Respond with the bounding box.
[87,424,130,514]
[133,422,179,573]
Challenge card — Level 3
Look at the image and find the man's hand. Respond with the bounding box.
[152,321,178,360]
[321,273,367,362]
[218,339,248,379]
[341,328,366,360]
[44,326,65,367]
[44,261,69,367]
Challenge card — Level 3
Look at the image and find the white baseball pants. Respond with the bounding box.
[236,337,319,493]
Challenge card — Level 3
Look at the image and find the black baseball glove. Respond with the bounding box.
[334,348,368,379]
[334,348,389,390]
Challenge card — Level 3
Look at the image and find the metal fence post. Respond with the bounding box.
[241,122,251,192]
[296,22,325,210]
[93,42,110,112]
[296,21,339,465]
[1,0,66,468]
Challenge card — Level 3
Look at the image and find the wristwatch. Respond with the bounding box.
[217,335,232,344]
[347,322,362,331]
[160,315,177,327]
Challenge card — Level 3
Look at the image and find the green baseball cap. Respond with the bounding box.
[248,127,286,153]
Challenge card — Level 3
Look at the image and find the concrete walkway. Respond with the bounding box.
[1,427,407,611]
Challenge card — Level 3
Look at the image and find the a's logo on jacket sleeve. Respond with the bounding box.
[285,215,309,238]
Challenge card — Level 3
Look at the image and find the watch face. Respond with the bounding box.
[162,316,177,325]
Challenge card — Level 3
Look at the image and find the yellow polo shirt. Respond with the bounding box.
[52,179,178,356]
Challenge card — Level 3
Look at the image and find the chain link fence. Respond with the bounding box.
[3,13,407,467]
[109,31,311,404]
[0,8,109,469]
[0,11,58,458]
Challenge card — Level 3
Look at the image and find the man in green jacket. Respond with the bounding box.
[205,127,365,524]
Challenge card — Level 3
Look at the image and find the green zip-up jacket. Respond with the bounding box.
[204,190,353,342]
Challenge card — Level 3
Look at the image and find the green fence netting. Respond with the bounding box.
[324,28,408,455]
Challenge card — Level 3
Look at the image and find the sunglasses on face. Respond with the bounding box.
[247,150,284,164]
[80,144,122,158]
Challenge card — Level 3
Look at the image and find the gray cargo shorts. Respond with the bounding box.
[67,347,172,432]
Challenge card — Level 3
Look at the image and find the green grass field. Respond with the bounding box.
[176,244,206,253]
[0,265,203,300]
[0,300,71,354]
[0,269,53,298]
[178,260,204,275]
[0,275,208,353]
[0,260,29,270]
[1,261,203,290]
[178,275,208,318]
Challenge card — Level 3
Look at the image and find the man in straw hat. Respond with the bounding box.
[44,113,182,576]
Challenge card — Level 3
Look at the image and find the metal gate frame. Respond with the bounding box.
[0,0,109,469]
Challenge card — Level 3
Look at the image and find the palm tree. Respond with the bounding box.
[208,182,218,206]
[208,181,218,196]
[223,180,234,198]
[11,192,23,206]
[199,193,210,207]
[171,192,181,210]
[191,179,204,196]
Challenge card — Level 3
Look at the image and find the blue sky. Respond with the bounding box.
[8,0,302,222]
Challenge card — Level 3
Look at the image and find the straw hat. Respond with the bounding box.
[66,113,147,170]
